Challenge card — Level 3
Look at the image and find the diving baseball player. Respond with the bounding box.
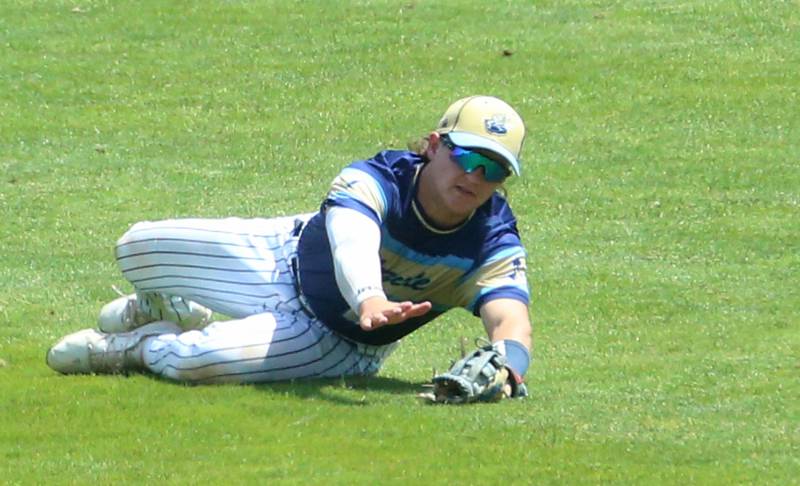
[47,96,532,403]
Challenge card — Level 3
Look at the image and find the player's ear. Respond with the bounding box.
[425,132,441,159]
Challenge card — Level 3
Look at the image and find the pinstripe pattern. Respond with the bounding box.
[115,215,395,384]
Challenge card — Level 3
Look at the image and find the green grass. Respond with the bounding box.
[1,0,798,483]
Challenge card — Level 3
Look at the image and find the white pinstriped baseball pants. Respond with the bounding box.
[114,214,396,384]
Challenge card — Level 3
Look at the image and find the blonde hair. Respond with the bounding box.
[407,135,431,160]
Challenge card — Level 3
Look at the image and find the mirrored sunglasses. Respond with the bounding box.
[441,136,510,183]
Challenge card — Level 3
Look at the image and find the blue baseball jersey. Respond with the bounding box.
[297,150,529,345]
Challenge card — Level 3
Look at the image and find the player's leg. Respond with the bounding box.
[100,214,314,330]
[47,212,399,381]
[48,310,397,382]
[145,312,327,383]
[144,312,398,383]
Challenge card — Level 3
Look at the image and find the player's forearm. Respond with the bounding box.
[480,299,532,376]
[487,319,531,350]
[325,206,386,313]
[481,299,532,349]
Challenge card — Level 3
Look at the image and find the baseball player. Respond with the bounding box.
[47,96,532,401]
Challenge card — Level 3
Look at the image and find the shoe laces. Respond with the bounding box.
[112,285,137,328]
[87,334,127,373]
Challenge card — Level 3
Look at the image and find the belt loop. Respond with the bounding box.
[292,218,304,237]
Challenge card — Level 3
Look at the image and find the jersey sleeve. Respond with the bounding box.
[461,246,530,315]
[324,164,392,225]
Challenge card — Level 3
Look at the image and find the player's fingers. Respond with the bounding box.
[363,302,432,329]
[377,313,390,324]
[406,301,432,317]
[392,301,428,315]
[361,316,381,331]
[387,306,404,316]
[365,312,392,330]
[380,302,431,325]
[378,304,408,321]
[360,316,374,330]
[396,301,414,312]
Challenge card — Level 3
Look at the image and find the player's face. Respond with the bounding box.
[419,134,505,226]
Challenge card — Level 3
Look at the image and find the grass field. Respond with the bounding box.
[1,0,798,483]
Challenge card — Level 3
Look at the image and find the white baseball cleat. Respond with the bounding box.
[98,292,212,333]
[46,321,182,374]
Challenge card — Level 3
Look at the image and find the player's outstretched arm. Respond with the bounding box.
[480,298,532,350]
[480,298,532,382]
[359,296,432,331]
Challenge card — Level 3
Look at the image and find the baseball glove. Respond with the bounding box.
[419,343,528,404]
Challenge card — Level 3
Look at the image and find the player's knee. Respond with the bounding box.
[114,221,172,267]
[115,221,151,248]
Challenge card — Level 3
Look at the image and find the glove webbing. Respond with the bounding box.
[456,347,507,386]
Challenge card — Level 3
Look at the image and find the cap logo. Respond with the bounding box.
[484,114,508,135]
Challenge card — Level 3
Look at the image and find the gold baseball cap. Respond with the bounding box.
[435,95,526,176]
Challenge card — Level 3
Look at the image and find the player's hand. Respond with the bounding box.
[358,296,432,331]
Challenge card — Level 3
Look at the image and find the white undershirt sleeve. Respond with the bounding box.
[325,206,387,314]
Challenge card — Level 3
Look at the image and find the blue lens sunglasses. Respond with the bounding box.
[440,136,511,183]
